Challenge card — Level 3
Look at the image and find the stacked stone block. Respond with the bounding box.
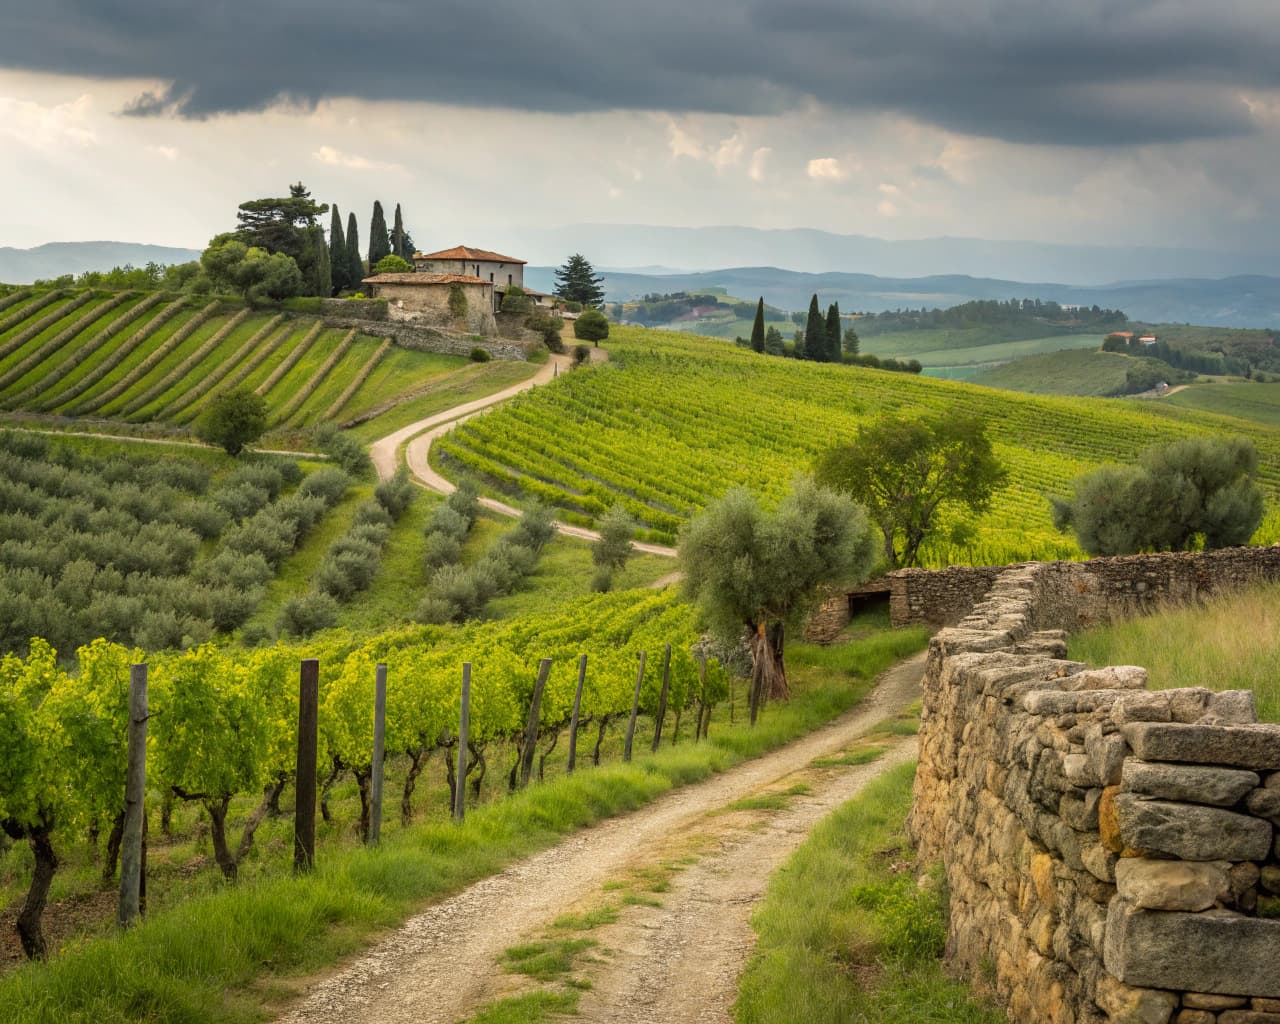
[909,564,1280,1024]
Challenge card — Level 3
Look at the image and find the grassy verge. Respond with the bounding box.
[0,635,916,1023]
[734,759,1001,1024]
[1068,580,1280,721]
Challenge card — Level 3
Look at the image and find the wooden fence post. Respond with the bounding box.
[294,658,319,873]
[697,656,710,741]
[518,659,552,788]
[624,650,646,762]
[368,663,387,846]
[118,663,147,927]
[567,654,587,774]
[651,644,672,752]
[454,662,471,821]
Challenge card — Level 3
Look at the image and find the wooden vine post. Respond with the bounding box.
[294,659,319,873]
[566,654,587,774]
[454,663,471,822]
[651,644,672,752]
[518,659,553,788]
[624,650,646,762]
[118,663,147,927]
[368,663,388,845]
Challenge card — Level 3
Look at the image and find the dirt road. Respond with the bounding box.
[275,653,925,1024]
[372,352,678,558]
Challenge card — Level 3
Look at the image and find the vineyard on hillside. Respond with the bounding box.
[0,588,716,957]
[436,326,1280,564]
[0,287,467,431]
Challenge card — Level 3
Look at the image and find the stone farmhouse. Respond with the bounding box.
[361,245,555,317]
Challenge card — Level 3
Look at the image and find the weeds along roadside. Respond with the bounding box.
[734,758,1003,1024]
[0,627,928,1024]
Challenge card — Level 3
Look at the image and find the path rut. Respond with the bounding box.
[275,653,925,1024]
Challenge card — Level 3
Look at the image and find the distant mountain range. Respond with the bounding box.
[505,224,1280,286]
[526,266,1280,329]
[0,242,202,284]
[4,239,1278,329]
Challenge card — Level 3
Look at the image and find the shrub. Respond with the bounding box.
[348,520,390,548]
[574,308,609,345]
[591,566,613,592]
[373,254,412,274]
[213,483,270,522]
[446,481,480,523]
[430,564,481,620]
[526,310,563,352]
[197,388,268,456]
[373,469,417,519]
[274,492,329,534]
[470,346,491,363]
[314,424,372,477]
[281,296,324,314]
[511,503,556,550]
[171,501,229,540]
[428,503,470,540]
[353,499,393,528]
[573,344,591,366]
[500,287,533,314]
[298,467,351,506]
[207,586,259,632]
[423,530,462,570]
[278,591,339,637]
[448,284,469,318]
[197,549,273,590]
[415,594,459,625]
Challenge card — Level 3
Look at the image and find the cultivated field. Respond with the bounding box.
[435,325,1280,563]
[0,288,471,432]
[1163,380,1280,427]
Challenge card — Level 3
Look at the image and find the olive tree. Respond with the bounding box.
[1052,436,1264,555]
[680,478,877,723]
[197,388,268,457]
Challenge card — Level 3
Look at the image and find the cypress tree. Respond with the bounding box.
[391,203,408,260]
[329,205,348,295]
[750,297,766,353]
[312,225,332,299]
[826,302,842,362]
[803,294,826,361]
[368,201,391,266]
[346,212,364,291]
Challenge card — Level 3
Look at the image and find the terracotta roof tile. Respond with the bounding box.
[363,273,491,285]
[415,245,527,265]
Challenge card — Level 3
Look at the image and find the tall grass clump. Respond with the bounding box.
[734,760,1001,1024]
[1068,581,1280,721]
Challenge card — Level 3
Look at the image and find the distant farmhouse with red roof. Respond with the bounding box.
[362,244,554,319]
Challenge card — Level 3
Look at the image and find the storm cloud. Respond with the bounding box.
[1,0,1277,145]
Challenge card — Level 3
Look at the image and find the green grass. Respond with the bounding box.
[1164,381,1280,427]
[330,490,435,631]
[726,783,812,812]
[900,333,1105,369]
[346,360,539,442]
[969,347,1145,396]
[0,642,904,1024]
[1068,581,1280,722]
[57,308,198,411]
[501,938,598,980]
[811,745,888,768]
[339,347,470,421]
[734,760,1001,1024]
[464,992,579,1024]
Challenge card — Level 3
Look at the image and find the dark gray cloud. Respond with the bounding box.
[3,0,1278,145]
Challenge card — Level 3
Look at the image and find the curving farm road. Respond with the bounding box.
[370,352,678,559]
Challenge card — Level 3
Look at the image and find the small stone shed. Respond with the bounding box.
[361,273,493,318]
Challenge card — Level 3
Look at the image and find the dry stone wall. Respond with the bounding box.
[805,546,1280,638]
[910,562,1280,1024]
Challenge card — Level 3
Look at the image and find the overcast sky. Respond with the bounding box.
[2,0,1279,262]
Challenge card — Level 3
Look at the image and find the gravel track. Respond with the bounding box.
[274,653,925,1024]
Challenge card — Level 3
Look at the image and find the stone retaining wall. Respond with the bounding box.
[909,562,1280,1024]
[320,315,530,361]
[806,546,1280,639]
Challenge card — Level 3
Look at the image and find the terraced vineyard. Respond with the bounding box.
[436,326,1280,564]
[0,287,469,431]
